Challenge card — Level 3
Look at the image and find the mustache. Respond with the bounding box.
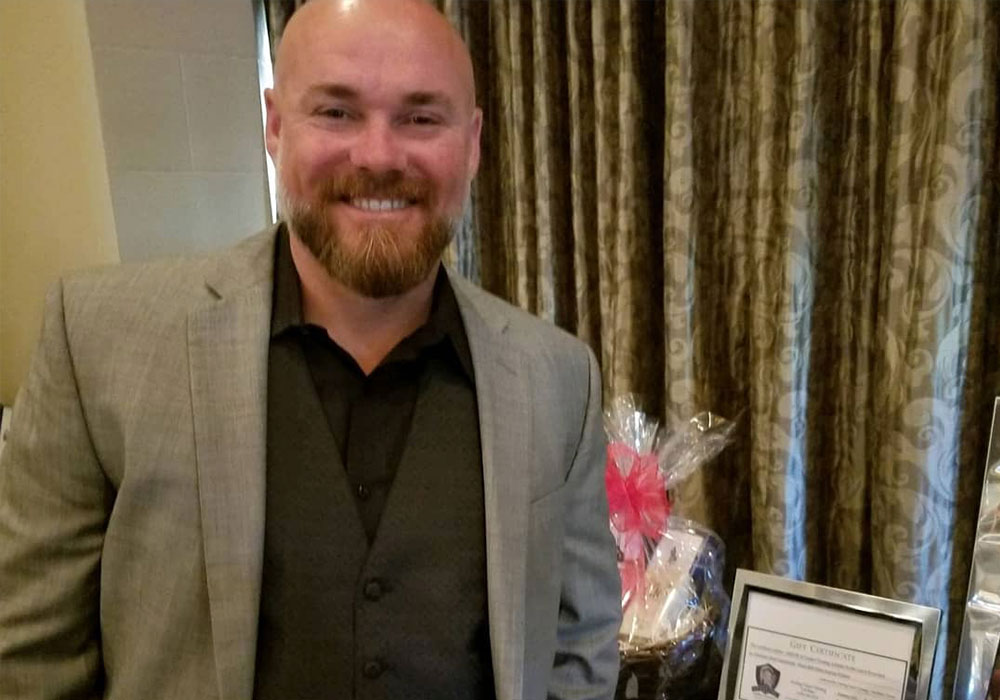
[317,173,432,204]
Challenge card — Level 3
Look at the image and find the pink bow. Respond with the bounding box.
[605,442,670,608]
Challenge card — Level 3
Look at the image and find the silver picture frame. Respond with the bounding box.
[953,397,1000,700]
[718,569,940,700]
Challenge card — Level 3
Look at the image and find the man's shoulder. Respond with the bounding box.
[448,271,594,363]
[60,228,276,317]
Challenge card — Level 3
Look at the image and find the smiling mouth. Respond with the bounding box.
[346,197,414,212]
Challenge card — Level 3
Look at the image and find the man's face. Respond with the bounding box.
[265,1,482,298]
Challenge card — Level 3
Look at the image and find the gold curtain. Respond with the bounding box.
[436,1,1000,696]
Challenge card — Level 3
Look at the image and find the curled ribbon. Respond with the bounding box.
[605,442,670,608]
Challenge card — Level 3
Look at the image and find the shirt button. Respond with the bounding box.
[362,659,383,679]
[356,483,371,500]
[363,579,383,601]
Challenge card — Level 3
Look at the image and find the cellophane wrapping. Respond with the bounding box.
[604,395,735,700]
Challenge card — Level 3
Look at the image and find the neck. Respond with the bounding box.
[288,232,438,375]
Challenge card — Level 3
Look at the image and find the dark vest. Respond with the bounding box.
[254,340,493,699]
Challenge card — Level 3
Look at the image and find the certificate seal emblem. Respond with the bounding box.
[751,663,781,697]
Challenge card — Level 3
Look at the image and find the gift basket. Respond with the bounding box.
[604,395,736,700]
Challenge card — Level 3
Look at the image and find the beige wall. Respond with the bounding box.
[0,1,120,406]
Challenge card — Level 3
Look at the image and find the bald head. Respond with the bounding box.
[274,0,476,114]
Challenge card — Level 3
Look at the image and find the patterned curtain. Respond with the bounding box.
[442,1,1000,697]
[266,1,1000,696]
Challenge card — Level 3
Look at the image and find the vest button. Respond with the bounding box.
[363,579,383,601]
[356,483,371,500]
[362,659,384,679]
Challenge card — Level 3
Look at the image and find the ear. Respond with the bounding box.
[466,107,483,178]
[263,87,281,161]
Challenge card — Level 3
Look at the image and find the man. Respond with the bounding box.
[0,1,621,698]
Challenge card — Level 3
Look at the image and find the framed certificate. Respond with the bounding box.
[718,570,940,700]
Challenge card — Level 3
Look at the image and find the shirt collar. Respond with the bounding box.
[270,226,475,382]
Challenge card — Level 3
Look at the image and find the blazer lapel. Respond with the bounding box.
[450,271,531,700]
[188,230,276,700]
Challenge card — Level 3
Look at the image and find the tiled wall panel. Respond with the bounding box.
[85,1,257,59]
[86,0,270,262]
[91,48,191,172]
[183,54,265,173]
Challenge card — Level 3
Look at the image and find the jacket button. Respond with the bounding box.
[362,659,383,679]
[363,579,383,601]
[356,483,371,500]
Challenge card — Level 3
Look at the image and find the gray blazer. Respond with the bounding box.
[0,228,621,700]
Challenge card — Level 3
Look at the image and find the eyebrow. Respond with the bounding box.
[306,83,360,101]
[305,84,457,113]
[403,91,456,112]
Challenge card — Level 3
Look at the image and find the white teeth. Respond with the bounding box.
[351,198,409,211]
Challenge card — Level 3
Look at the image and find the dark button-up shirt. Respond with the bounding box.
[269,228,475,540]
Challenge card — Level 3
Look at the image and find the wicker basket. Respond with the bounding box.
[615,606,724,700]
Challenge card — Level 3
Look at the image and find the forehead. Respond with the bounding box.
[281,10,471,106]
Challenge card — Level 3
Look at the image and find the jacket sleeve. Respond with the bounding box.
[0,280,112,699]
[548,345,622,700]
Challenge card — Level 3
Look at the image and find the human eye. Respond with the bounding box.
[404,112,442,127]
[316,105,352,120]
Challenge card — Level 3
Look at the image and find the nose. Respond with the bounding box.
[349,118,406,173]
